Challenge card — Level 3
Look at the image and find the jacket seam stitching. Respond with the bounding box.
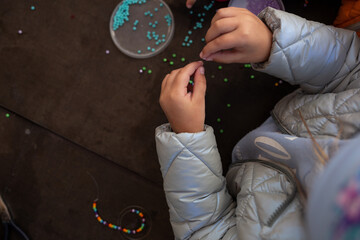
[173,136,222,179]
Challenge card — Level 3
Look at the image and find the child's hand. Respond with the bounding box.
[200,7,273,63]
[186,0,197,8]
[159,61,206,133]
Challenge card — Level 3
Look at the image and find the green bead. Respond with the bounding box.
[181,57,185,62]
[220,129,224,133]
[217,118,221,122]
[142,66,146,70]
[148,69,152,74]
[5,113,10,118]
[163,58,167,62]
[169,61,174,65]
[172,53,176,58]
[224,78,228,82]
[218,65,223,70]
[227,104,231,108]
[250,75,255,79]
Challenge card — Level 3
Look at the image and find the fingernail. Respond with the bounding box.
[199,51,204,59]
[186,4,192,8]
[206,58,213,61]
[199,66,205,75]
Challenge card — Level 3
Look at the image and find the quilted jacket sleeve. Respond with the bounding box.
[253,7,360,94]
[155,124,236,240]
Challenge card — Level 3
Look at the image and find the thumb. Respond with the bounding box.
[207,50,244,64]
[192,66,206,102]
[186,0,196,8]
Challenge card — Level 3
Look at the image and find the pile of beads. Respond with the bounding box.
[92,200,146,234]
[113,0,147,31]
[164,14,172,26]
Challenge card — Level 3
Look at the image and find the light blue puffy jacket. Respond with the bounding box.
[155,7,360,240]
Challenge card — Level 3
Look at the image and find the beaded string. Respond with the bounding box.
[92,199,146,234]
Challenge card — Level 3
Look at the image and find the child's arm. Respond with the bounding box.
[201,7,360,94]
[156,62,236,239]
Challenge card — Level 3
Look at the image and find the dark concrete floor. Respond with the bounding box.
[0,0,341,239]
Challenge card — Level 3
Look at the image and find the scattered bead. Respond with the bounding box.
[163,58,167,62]
[201,38,205,42]
[148,69,152,74]
[218,65,223,70]
[139,69,143,73]
[250,75,255,79]
[169,61,174,65]
[220,129,224,134]
[227,103,231,108]
[18,30,23,35]
[275,82,279,86]
[105,50,110,54]
[172,53,176,58]
[137,50,141,54]
[142,66,146,70]
[217,118,221,122]
[211,75,215,78]
[5,113,10,118]
[181,57,185,62]
[224,78,228,82]
[30,5,35,11]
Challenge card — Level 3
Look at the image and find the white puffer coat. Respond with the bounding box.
[155,7,360,240]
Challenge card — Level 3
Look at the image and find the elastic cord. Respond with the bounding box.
[10,221,30,240]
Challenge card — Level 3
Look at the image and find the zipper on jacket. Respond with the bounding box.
[270,110,295,136]
[229,159,299,227]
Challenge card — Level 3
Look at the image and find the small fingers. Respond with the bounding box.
[192,66,206,102]
[200,32,241,60]
[173,61,203,92]
[206,50,245,64]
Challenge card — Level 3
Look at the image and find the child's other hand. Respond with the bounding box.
[200,7,272,63]
[186,0,197,8]
[159,61,206,133]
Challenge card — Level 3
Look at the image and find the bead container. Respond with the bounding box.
[110,0,175,58]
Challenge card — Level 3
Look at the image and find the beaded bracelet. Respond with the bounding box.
[92,200,146,235]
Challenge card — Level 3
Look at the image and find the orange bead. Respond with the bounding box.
[139,213,144,217]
